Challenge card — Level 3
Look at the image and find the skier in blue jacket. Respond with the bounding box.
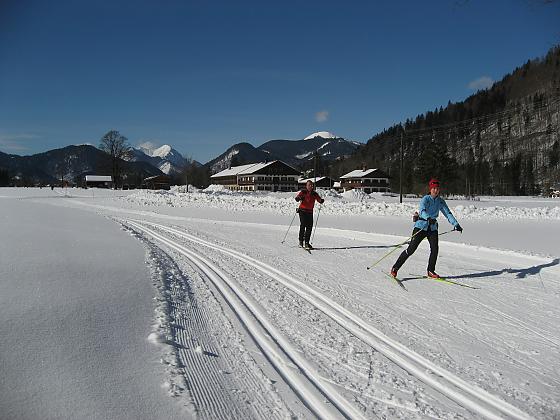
[391,178,462,279]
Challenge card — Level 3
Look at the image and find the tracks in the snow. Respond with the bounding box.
[127,219,364,420]
[127,219,533,420]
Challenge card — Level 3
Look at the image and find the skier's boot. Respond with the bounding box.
[304,242,313,250]
[427,271,441,279]
[390,268,398,278]
[299,240,304,247]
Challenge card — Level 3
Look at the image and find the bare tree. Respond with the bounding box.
[56,152,72,189]
[99,130,131,188]
[181,155,210,189]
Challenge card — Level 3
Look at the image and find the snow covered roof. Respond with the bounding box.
[238,162,276,174]
[144,175,170,181]
[211,162,278,178]
[298,177,327,184]
[211,164,259,178]
[85,175,112,182]
[340,169,386,179]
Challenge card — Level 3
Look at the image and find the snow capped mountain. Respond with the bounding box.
[152,144,172,157]
[205,133,361,173]
[130,144,186,175]
[206,143,271,174]
[150,145,185,168]
[0,144,162,185]
[257,135,360,166]
[304,131,338,140]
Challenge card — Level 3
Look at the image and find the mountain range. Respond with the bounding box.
[0,145,162,186]
[206,131,361,174]
[0,132,359,186]
[332,45,560,195]
[128,144,192,175]
[3,47,558,191]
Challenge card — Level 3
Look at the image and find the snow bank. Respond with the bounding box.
[122,188,560,220]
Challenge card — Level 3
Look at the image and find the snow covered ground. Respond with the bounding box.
[1,186,559,419]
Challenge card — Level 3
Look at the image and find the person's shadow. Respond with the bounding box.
[445,258,559,280]
[313,245,395,251]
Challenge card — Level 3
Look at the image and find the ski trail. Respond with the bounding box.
[469,298,560,348]
[126,220,367,420]
[445,309,560,388]
[136,219,533,420]
[124,224,289,419]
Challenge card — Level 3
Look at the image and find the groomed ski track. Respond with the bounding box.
[126,219,364,420]
[126,218,533,420]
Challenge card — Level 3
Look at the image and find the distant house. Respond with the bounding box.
[340,169,390,193]
[142,175,171,190]
[332,181,342,191]
[85,175,113,189]
[298,176,336,189]
[211,160,301,192]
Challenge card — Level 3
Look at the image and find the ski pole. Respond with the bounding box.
[366,228,424,270]
[281,209,298,244]
[438,228,457,236]
[310,203,322,244]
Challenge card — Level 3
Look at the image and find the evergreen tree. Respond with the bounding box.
[0,168,10,186]
[549,140,559,168]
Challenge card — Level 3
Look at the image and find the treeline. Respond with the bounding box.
[174,158,211,189]
[0,168,10,186]
[330,45,560,195]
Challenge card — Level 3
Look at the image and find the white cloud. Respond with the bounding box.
[468,76,494,91]
[315,110,329,123]
[0,134,39,153]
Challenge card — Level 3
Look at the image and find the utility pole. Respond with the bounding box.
[399,131,403,204]
[314,150,317,185]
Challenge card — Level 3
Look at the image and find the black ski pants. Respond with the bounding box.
[298,210,313,244]
[393,228,439,273]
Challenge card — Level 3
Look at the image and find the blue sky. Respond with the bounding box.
[0,0,559,162]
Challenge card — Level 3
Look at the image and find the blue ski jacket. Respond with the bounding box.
[414,194,458,232]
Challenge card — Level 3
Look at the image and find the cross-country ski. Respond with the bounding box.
[408,274,480,289]
[382,271,408,291]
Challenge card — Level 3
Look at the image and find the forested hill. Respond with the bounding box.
[333,45,560,196]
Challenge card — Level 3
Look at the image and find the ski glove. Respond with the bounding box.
[319,198,325,204]
[428,218,437,225]
[455,224,463,232]
[295,195,302,202]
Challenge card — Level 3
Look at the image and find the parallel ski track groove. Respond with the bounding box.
[141,231,263,419]
[469,298,560,348]
[135,219,533,420]
[127,220,365,420]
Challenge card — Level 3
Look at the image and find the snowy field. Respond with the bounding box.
[1,186,559,419]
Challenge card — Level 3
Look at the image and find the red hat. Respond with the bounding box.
[429,178,440,188]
